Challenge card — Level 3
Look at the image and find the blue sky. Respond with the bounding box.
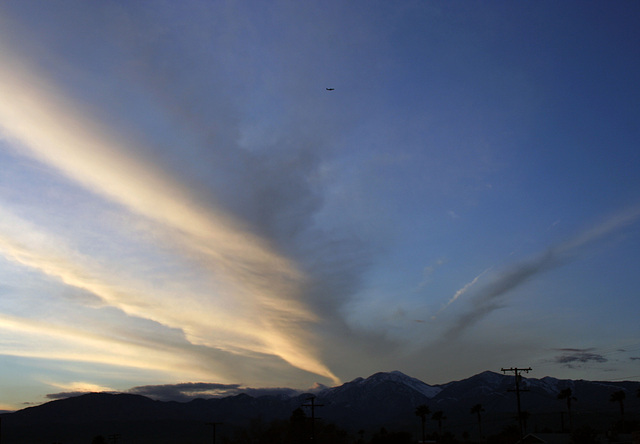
[0,1,639,409]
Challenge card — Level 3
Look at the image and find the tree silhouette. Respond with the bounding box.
[431,410,446,436]
[289,407,307,443]
[557,387,577,431]
[414,404,430,443]
[610,390,626,421]
[470,403,485,438]
[290,407,306,423]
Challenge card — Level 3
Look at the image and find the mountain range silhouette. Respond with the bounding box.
[2,370,639,443]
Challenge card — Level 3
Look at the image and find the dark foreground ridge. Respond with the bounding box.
[2,370,639,443]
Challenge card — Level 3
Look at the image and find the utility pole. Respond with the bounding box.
[501,367,531,440]
[206,421,222,444]
[107,434,121,444]
[302,396,324,442]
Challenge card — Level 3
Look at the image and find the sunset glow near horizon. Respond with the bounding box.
[0,1,639,410]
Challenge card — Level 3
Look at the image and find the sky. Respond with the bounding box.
[0,1,639,410]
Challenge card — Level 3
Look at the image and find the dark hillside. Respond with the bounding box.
[2,371,639,443]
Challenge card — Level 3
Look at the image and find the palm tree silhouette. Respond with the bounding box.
[415,404,430,443]
[470,403,485,438]
[609,390,626,422]
[557,388,577,431]
[432,410,446,436]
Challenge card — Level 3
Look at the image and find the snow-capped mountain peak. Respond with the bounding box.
[358,371,442,398]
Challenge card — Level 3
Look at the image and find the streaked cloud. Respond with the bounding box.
[0,312,213,379]
[433,267,491,318]
[442,207,640,340]
[0,48,339,384]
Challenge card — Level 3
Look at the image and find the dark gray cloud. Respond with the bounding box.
[46,391,115,400]
[128,382,306,402]
[552,348,608,367]
[47,383,314,403]
[128,382,241,402]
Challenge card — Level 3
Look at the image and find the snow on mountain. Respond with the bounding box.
[386,370,442,398]
[341,370,441,398]
[436,370,510,399]
[535,376,574,395]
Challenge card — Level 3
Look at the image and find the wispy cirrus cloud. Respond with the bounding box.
[442,206,640,340]
[433,267,491,318]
